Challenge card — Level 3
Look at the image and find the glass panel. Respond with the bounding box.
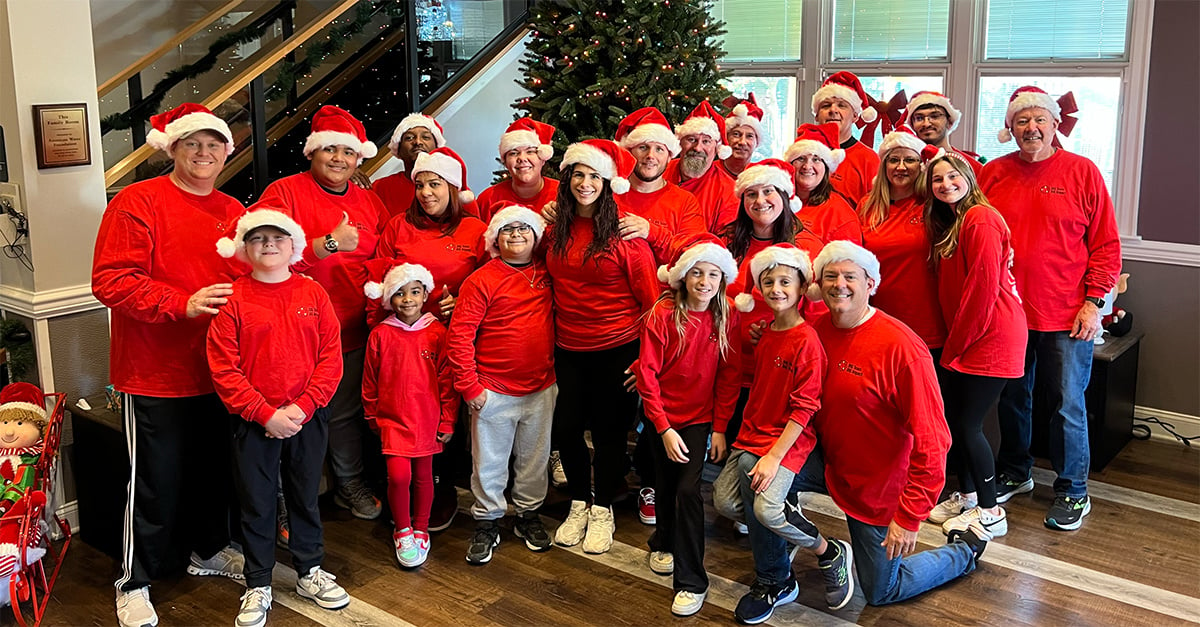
[710,0,803,62]
[985,0,1129,60]
[849,75,943,140]
[975,76,1121,194]
[832,0,949,61]
[722,76,798,161]
[416,0,513,101]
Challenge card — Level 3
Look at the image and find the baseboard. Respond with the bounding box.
[52,499,80,540]
[1134,405,1200,445]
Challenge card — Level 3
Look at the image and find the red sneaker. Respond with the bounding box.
[638,487,656,525]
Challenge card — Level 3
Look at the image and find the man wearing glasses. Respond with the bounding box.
[904,91,984,176]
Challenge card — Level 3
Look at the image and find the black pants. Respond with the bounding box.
[940,370,1008,508]
[231,409,329,588]
[117,393,233,592]
[553,341,640,506]
[648,423,710,593]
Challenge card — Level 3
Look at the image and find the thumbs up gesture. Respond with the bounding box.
[438,284,457,319]
[331,212,359,252]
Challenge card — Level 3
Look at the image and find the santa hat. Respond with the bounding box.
[0,383,46,430]
[302,105,378,163]
[812,71,878,123]
[784,123,846,172]
[363,263,435,310]
[411,147,475,203]
[657,235,738,289]
[998,86,1063,143]
[725,93,764,141]
[216,209,306,265]
[877,125,926,158]
[146,103,234,155]
[615,107,681,157]
[806,240,881,302]
[905,91,961,132]
[920,144,948,165]
[387,112,447,158]
[499,117,555,161]
[484,205,546,257]
[734,159,802,214]
[675,101,732,160]
[560,139,635,195]
[734,243,813,312]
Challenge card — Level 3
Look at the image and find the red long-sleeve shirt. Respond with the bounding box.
[362,315,459,457]
[374,214,488,315]
[979,150,1121,332]
[733,321,825,474]
[545,215,660,351]
[951,147,984,178]
[829,139,879,205]
[474,178,560,224]
[860,196,948,349]
[373,171,482,221]
[618,183,707,265]
[811,310,950,531]
[797,193,862,245]
[635,299,741,434]
[447,258,556,400]
[937,205,1028,378]
[92,176,244,397]
[206,273,343,425]
[665,160,739,235]
[254,172,384,353]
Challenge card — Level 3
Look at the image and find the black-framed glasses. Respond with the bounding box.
[499,225,533,235]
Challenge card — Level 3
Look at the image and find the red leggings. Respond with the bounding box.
[386,454,434,532]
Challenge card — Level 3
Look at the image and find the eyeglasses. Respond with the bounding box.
[499,225,533,235]
[910,112,947,124]
[246,234,289,246]
[886,157,921,167]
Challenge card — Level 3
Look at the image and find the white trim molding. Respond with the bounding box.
[0,283,103,319]
[1134,405,1200,445]
[1121,236,1200,268]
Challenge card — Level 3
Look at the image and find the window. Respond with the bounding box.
[984,0,1130,60]
[831,0,950,61]
[710,0,803,62]
[853,75,944,141]
[723,76,798,160]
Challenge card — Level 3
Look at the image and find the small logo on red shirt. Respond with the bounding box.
[1039,185,1067,196]
[445,243,473,252]
[296,306,319,318]
[837,360,864,376]
[909,214,924,225]
[774,356,798,375]
[420,348,436,361]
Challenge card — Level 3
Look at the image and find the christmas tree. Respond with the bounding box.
[515,0,731,156]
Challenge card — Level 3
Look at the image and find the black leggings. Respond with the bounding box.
[940,369,1008,508]
[553,341,641,506]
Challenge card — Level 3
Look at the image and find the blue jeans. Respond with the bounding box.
[846,516,976,606]
[997,330,1093,497]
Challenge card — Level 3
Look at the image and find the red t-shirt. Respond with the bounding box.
[544,215,660,351]
[936,205,1027,378]
[811,310,950,531]
[373,214,488,316]
[665,160,739,235]
[474,178,560,224]
[797,193,862,245]
[734,321,826,474]
[447,257,556,399]
[618,183,707,265]
[362,315,459,457]
[859,195,947,349]
[92,176,244,397]
[254,172,385,353]
[829,139,879,206]
[979,150,1121,332]
[635,299,741,434]
[206,273,343,425]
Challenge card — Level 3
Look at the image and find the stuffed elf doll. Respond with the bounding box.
[0,382,48,606]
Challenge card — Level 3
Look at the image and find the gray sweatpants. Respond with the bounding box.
[469,384,558,521]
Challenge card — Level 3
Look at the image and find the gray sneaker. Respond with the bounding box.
[335,477,382,520]
[116,587,158,627]
[296,566,349,610]
[186,546,245,580]
[995,474,1034,504]
[818,538,854,610]
[236,586,272,627]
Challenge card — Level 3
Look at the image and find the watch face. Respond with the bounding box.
[324,238,338,252]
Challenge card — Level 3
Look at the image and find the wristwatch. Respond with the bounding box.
[1084,296,1105,308]
[323,234,339,253]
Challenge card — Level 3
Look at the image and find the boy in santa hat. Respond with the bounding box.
[208,209,348,627]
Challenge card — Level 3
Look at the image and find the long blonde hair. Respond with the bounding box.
[858,147,928,231]
[924,154,1000,260]
[657,273,733,360]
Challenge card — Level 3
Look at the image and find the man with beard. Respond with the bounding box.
[474,118,560,223]
[811,71,880,204]
[664,101,740,234]
[903,91,984,176]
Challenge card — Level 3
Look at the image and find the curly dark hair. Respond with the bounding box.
[405,173,464,236]
[551,164,622,261]
[722,185,799,261]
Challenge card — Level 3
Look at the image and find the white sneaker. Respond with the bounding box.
[187,545,245,580]
[555,500,589,547]
[928,492,976,524]
[295,566,349,610]
[116,587,158,627]
[581,505,614,554]
[648,550,674,575]
[236,586,272,627]
[549,451,568,488]
[943,505,1008,537]
[734,521,749,535]
[672,589,707,616]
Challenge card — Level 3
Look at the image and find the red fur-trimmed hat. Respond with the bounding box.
[998,85,1064,143]
[734,242,813,312]
[735,159,802,214]
[303,105,377,163]
[147,103,234,155]
[387,113,447,158]
[498,117,555,161]
[675,101,732,160]
[484,205,546,258]
[560,139,635,195]
[0,382,46,430]
[657,234,738,289]
[216,209,306,266]
[812,72,878,123]
[615,107,681,157]
[411,147,474,204]
[725,93,764,140]
[784,123,846,172]
[905,91,961,132]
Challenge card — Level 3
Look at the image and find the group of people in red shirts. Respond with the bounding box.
[93,66,1120,627]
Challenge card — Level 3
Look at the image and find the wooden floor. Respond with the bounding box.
[23,438,1200,626]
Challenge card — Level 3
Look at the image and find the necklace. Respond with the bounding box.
[507,261,538,287]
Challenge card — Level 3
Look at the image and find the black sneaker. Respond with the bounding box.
[994,474,1034,504]
[513,512,552,552]
[465,521,500,565]
[1044,495,1091,531]
[734,578,798,624]
[947,520,991,562]
[818,538,854,610]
